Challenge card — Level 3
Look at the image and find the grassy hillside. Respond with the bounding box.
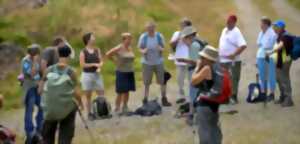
[0,0,234,110]
[288,0,300,10]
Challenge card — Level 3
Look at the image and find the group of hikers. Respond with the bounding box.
[1,13,297,144]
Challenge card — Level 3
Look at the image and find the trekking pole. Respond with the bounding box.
[73,100,96,144]
[263,55,270,108]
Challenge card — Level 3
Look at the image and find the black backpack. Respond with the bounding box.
[134,99,162,116]
[194,38,208,48]
[92,97,112,119]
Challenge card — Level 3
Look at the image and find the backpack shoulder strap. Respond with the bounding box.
[141,32,148,48]
[156,32,164,47]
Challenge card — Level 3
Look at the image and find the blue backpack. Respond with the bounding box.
[291,36,300,60]
[141,32,164,48]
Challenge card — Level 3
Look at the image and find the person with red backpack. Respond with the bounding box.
[191,45,232,144]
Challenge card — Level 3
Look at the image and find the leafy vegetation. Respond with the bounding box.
[0,0,235,110]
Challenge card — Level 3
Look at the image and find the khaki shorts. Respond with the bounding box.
[142,64,164,85]
[80,72,104,91]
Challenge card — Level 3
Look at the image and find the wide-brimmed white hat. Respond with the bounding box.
[180,26,197,38]
[199,45,219,62]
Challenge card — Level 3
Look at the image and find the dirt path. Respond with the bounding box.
[272,0,300,34]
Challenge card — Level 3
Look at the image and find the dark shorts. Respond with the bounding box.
[116,71,136,93]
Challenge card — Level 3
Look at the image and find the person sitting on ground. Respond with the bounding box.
[170,18,193,104]
[253,16,277,103]
[79,32,105,120]
[106,33,136,114]
[21,44,43,144]
[267,20,294,107]
[191,46,224,144]
[138,21,172,107]
[41,45,83,144]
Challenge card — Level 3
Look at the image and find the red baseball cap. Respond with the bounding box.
[227,14,237,23]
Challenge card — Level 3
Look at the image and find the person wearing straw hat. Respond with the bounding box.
[170,18,193,104]
[176,26,205,123]
[191,45,223,144]
[138,21,172,106]
[21,44,43,143]
[219,14,247,104]
[106,32,136,114]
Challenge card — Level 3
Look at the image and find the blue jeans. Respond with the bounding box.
[188,69,199,103]
[24,87,43,136]
[257,58,276,93]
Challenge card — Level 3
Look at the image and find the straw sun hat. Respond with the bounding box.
[199,45,219,62]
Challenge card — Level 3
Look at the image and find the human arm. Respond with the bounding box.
[105,46,121,64]
[70,70,83,109]
[266,41,284,55]
[191,65,211,86]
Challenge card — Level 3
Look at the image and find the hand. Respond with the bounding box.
[157,46,164,52]
[93,63,100,68]
[265,50,273,56]
[226,53,236,60]
[141,48,148,54]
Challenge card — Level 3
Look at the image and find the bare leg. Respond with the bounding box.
[143,85,150,103]
[115,94,122,112]
[84,91,93,115]
[123,92,129,108]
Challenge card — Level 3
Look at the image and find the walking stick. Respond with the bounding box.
[73,99,96,144]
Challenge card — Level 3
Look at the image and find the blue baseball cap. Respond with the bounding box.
[273,20,286,29]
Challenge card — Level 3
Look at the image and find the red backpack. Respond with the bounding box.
[0,125,16,144]
[200,69,232,104]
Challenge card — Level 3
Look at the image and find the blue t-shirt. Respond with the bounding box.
[138,32,165,65]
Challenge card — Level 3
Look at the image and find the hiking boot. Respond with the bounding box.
[142,97,148,105]
[162,97,172,107]
[281,98,294,107]
[266,93,275,102]
[176,98,186,104]
[274,96,285,104]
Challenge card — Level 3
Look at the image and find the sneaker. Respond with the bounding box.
[281,98,294,107]
[176,98,186,104]
[162,97,172,107]
[266,93,275,102]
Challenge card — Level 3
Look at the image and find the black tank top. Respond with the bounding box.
[83,48,100,73]
[195,66,220,112]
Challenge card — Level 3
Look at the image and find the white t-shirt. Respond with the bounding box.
[219,27,247,63]
[170,31,189,65]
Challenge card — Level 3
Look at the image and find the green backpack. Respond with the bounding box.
[42,64,76,121]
